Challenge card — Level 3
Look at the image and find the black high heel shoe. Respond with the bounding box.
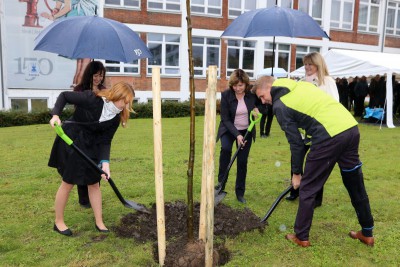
[53,224,73,236]
[95,224,110,233]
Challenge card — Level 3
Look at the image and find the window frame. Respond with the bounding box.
[298,0,323,25]
[330,0,355,30]
[386,1,400,35]
[147,33,181,76]
[228,0,257,18]
[191,0,222,16]
[192,36,221,77]
[147,0,181,12]
[104,0,141,9]
[226,39,256,78]
[358,0,381,33]
[263,42,292,73]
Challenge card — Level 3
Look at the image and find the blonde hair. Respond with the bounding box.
[252,76,275,93]
[303,51,329,86]
[97,81,135,127]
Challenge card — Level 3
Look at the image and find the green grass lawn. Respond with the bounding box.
[0,117,399,266]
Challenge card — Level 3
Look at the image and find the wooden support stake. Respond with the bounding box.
[199,66,217,267]
[152,67,166,266]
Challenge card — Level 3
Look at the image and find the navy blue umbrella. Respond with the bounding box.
[221,6,329,75]
[34,15,152,62]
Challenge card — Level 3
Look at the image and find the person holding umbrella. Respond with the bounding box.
[72,60,107,208]
[252,76,374,247]
[215,69,260,204]
[48,81,135,236]
[40,0,98,87]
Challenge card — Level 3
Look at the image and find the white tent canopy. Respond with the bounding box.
[290,49,400,128]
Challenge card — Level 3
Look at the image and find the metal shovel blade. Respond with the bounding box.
[124,199,151,214]
[214,190,227,206]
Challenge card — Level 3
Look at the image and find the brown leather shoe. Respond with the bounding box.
[349,231,374,246]
[285,233,311,247]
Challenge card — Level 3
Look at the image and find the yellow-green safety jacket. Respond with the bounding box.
[271,78,358,174]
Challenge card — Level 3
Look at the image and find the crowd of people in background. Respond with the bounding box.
[336,74,400,118]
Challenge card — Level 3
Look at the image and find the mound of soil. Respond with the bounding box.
[113,201,267,266]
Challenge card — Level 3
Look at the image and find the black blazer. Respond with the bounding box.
[217,88,260,142]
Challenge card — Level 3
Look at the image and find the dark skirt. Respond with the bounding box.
[48,123,101,185]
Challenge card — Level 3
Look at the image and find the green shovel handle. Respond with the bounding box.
[54,123,73,146]
[248,110,263,132]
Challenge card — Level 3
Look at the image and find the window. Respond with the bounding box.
[11,98,48,112]
[191,0,222,16]
[295,46,320,69]
[226,40,255,78]
[105,0,140,8]
[148,0,181,11]
[147,33,180,75]
[263,42,291,72]
[228,0,256,17]
[386,1,400,35]
[105,60,140,74]
[31,99,48,112]
[358,0,380,33]
[192,37,220,76]
[298,0,323,25]
[331,0,354,30]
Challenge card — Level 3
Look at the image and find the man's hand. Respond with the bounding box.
[292,173,302,189]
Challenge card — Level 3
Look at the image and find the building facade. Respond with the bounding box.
[1,0,400,110]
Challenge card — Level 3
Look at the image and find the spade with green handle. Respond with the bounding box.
[54,123,150,214]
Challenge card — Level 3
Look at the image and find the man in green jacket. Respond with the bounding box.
[252,76,374,247]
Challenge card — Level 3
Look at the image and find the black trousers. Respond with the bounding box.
[294,127,373,240]
[217,130,253,197]
[260,105,273,136]
[77,185,89,205]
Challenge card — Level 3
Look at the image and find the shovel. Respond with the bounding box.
[260,185,293,223]
[214,111,262,206]
[54,123,150,214]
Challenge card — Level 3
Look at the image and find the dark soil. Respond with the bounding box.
[113,201,267,266]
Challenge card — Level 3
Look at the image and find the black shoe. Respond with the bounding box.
[285,194,298,201]
[80,202,91,209]
[314,202,322,208]
[53,224,72,236]
[95,224,110,233]
[215,182,224,191]
[237,196,246,204]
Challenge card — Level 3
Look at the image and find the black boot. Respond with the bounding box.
[286,187,299,201]
[77,185,91,208]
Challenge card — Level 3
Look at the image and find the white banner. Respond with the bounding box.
[4,0,75,89]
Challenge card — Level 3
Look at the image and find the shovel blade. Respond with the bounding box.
[124,200,151,214]
[214,190,227,206]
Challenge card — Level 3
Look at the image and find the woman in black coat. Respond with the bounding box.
[215,69,260,204]
[49,82,135,236]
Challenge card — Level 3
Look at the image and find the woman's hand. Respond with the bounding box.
[292,173,302,189]
[101,162,110,181]
[49,115,61,127]
[237,135,247,148]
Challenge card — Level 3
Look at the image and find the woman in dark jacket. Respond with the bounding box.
[49,82,135,236]
[215,69,260,204]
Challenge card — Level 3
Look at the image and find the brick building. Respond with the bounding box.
[1,0,400,110]
[102,0,400,103]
